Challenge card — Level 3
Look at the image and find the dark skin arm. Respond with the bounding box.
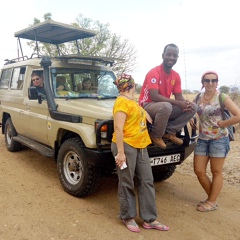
[149,89,194,112]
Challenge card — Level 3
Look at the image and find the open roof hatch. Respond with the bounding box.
[14,20,96,60]
[10,20,118,67]
[14,20,96,44]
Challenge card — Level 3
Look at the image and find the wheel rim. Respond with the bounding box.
[6,124,13,145]
[63,151,83,185]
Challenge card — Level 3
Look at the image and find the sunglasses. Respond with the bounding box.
[203,79,218,84]
[32,78,40,81]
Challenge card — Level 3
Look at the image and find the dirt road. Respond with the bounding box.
[0,133,240,240]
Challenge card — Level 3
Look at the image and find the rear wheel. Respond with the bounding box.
[4,118,22,152]
[57,138,100,197]
[152,165,176,182]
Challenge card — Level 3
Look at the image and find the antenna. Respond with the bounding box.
[182,42,187,90]
[179,1,188,91]
[234,76,239,86]
[17,39,19,61]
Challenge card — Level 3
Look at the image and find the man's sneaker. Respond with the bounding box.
[150,136,167,149]
[162,133,183,145]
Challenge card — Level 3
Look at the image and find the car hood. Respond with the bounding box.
[55,98,114,120]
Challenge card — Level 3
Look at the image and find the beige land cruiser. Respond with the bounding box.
[0,20,197,197]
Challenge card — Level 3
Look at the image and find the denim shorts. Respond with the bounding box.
[194,137,230,157]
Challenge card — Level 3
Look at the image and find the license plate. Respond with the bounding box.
[150,154,180,166]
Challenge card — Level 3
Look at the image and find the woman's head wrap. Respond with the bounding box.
[201,70,219,89]
[114,73,135,92]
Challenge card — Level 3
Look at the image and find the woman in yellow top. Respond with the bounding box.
[111,73,169,233]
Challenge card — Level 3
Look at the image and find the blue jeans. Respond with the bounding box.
[194,137,230,157]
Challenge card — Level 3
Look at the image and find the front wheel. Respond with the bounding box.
[4,118,22,152]
[57,138,100,197]
[152,165,176,182]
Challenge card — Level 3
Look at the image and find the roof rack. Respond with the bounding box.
[57,54,117,67]
[14,20,95,44]
[4,56,29,65]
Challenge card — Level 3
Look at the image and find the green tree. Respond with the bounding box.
[27,13,137,76]
[182,89,192,94]
[135,84,142,94]
[192,90,199,94]
[27,13,60,57]
[219,85,230,94]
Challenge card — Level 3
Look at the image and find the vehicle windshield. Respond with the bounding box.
[51,68,118,99]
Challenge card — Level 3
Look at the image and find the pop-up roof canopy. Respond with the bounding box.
[10,20,118,67]
[14,20,96,44]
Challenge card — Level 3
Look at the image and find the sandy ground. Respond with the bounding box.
[0,132,240,240]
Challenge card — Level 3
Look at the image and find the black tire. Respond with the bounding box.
[152,165,176,182]
[57,138,100,197]
[4,118,22,152]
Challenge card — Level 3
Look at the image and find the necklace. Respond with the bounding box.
[120,94,133,100]
[204,90,216,102]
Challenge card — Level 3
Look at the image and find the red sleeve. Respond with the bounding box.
[144,68,159,90]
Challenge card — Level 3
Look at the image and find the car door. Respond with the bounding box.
[22,96,50,145]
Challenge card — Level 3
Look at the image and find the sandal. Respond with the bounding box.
[197,199,207,206]
[122,219,140,233]
[197,201,218,212]
[197,200,218,207]
[143,221,169,231]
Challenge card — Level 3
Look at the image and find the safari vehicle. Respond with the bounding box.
[0,20,197,197]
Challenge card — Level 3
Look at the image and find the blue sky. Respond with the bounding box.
[1,0,240,90]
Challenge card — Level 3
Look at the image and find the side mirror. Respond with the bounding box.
[28,87,43,104]
[28,87,38,99]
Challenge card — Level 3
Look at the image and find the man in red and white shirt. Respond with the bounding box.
[139,43,197,148]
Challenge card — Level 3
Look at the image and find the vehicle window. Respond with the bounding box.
[0,69,12,89]
[10,67,26,90]
[51,68,118,99]
[98,74,119,96]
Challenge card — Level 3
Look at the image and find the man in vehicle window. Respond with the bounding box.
[139,43,197,149]
[31,70,45,95]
